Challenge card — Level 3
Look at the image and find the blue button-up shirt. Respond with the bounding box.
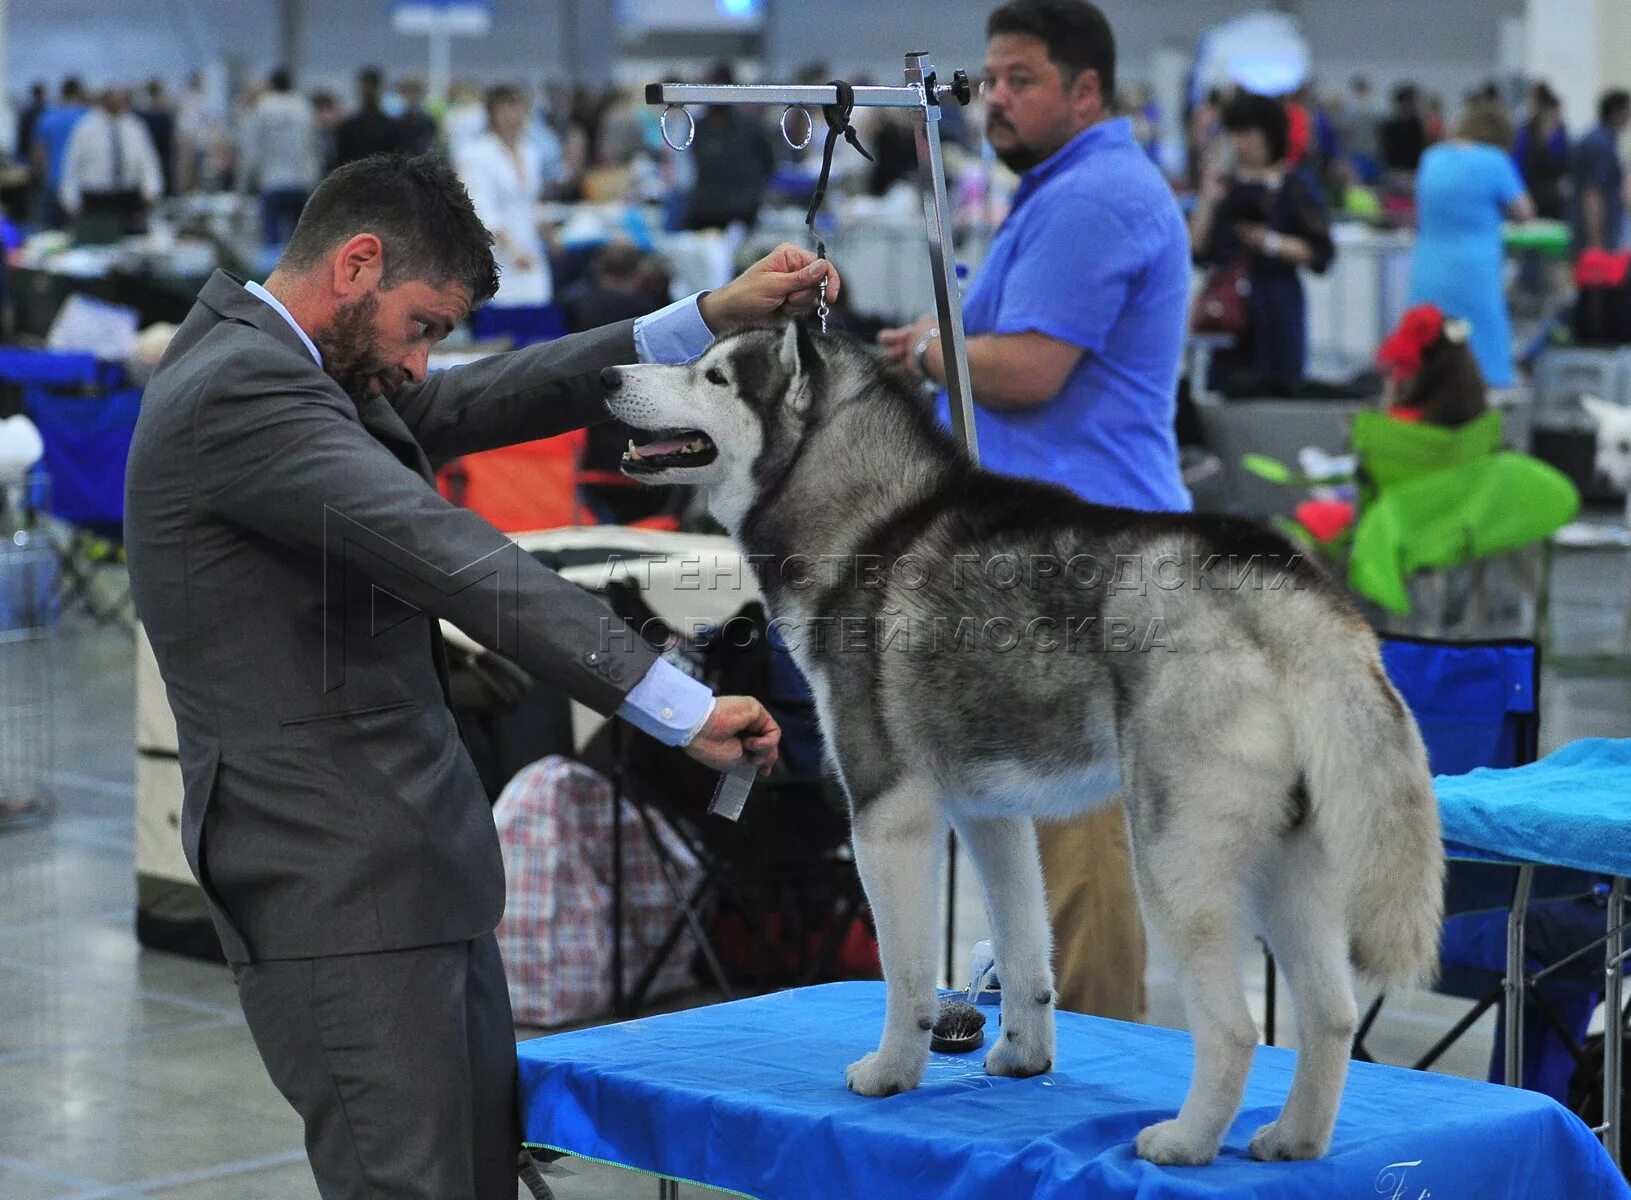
[937,117,1192,512]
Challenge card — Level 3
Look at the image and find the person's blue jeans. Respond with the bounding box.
[260,188,309,248]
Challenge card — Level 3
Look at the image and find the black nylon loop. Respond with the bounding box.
[804,79,874,236]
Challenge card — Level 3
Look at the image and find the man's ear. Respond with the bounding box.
[331,233,385,299]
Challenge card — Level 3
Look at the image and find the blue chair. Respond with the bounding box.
[22,373,140,627]
[1357,636,1610,1103]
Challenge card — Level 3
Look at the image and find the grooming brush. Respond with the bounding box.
[930,998,987,1053]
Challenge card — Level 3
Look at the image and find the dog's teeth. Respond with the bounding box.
[627,439,641,459]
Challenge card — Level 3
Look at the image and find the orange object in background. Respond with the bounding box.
[437,431,591,532]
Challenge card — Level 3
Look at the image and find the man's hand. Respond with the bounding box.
[684,695,781,775]
[877,315,938,375]
[698,243,842,335]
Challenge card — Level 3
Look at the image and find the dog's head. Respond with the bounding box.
[1583,395,1631,492]
[601,322,839,528]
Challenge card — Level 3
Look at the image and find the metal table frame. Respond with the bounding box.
[1500,862,1628,1167]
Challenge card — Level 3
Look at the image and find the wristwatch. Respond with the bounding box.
[1261,230,1285,258]
[913,327,941,377]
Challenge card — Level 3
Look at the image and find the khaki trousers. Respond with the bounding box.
[1036,801,1147,1021]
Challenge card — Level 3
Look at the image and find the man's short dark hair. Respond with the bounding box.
[280,154,499,304]
[1222,92,1290,164]
[987,0,1116,99]
[1602,90,1631,125]
[269,67,293,93]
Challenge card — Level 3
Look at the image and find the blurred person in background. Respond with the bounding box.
[1380,83,1427,175]
[237,68,323,247]
[310,91,343,174]
[456,84,554,343]
[1515,82,1568,221]
[1408,101,1533,389]
[59,87,164,238]
[442,80,487,162]
[136,78,176,195]
[16,83,46,173]
[525,84,569,197]
[33,77,89,227]
[1344,75,1382,183]
[333,66,403,168]
[1190,92,1334,395]
[680,64,776,230]
[175,72,221,193]
[395,77,438,157]
[1571,89,1629,252]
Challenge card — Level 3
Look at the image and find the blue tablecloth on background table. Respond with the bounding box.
[517,982,1626,1200]
[1435,737,1631,875]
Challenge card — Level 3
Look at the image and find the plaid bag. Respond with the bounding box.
[494,755,700,1026]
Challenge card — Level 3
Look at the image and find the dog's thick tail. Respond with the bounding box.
[1296,653,1445,990]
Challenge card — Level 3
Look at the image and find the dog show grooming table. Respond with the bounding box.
[517,982,1627,1200]
[1433,737,1631,1166]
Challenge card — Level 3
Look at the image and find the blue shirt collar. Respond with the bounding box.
[244,279,324,367]
[1011,116,1133,209]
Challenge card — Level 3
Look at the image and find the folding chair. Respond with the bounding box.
[581,583,870,1016]
[24,374,140,628]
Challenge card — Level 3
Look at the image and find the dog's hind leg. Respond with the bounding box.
[1130,809,1259,1166]
[1247,841,1356,1160]
[952,814,1055,1078]
[844,772,945,1097]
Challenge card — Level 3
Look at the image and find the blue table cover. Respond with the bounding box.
[517,982,1626,1200]
[1435,737,1631,877]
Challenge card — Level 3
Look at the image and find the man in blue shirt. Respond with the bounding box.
[879,0,1191,1026]
[879,0,1191,515]
[1571,90,1629,251]
[31,77,89,228]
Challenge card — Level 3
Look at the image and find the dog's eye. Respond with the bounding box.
[706,367,728,387]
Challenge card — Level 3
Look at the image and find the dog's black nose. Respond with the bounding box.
[600,367,622,390]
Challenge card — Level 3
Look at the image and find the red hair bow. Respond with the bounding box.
[1376,304,1445,381]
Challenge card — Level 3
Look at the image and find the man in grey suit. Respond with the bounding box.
[125,153,838,1199]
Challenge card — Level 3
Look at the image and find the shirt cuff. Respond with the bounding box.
[615,656,717,747]
[633,293,716,365]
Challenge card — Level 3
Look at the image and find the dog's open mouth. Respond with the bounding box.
[622,429,718,473]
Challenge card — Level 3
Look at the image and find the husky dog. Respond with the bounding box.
[601,325,1444,1165]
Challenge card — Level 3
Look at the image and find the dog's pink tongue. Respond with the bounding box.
[636,436,694,457]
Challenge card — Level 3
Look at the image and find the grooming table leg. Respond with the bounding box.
[1605,876,1625,1166]
[1505,865,1534,1089]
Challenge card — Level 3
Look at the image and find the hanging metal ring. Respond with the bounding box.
[780,105,813,152]
[660,104,695,152]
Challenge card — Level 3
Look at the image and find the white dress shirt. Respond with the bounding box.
[456,131,552,307]
[59,109,164,213]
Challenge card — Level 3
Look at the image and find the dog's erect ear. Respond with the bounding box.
[778,320,819,410]
[1582,395,1622,428]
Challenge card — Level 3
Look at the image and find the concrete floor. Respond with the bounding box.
[0,536,1627,1200]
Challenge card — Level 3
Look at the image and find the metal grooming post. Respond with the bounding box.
[646,51,980,465]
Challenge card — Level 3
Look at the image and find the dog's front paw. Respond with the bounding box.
[983,1029,1053,1078]
[1248,1121,1327,1162]
[844,1050,923,1097]
[1134,1119,1220,1166]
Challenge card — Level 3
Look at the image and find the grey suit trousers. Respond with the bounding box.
[233,934,520,1200]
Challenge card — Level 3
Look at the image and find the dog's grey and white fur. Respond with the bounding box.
[604,326,1445,1165]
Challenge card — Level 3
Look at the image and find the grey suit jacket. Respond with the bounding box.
[126,271,661,964]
